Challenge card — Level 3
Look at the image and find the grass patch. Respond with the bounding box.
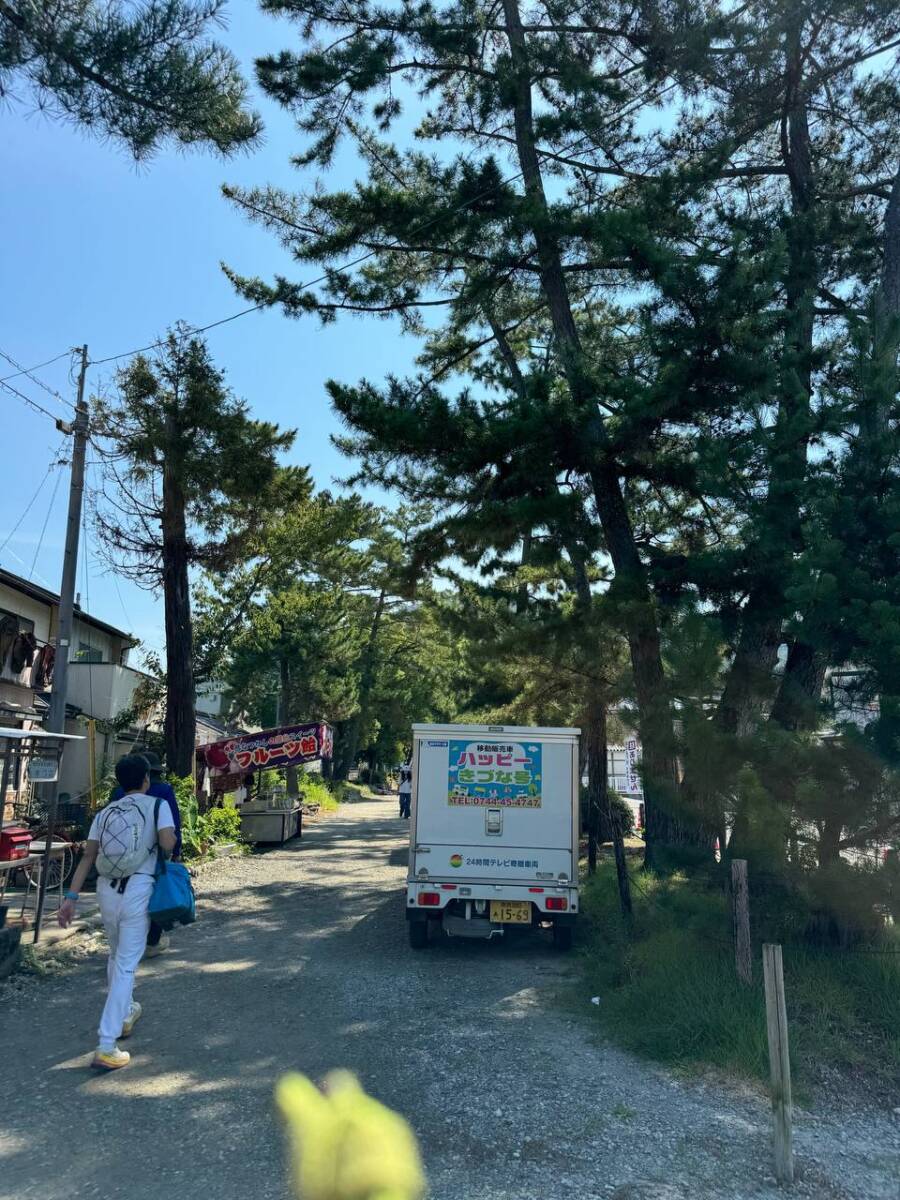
[16,929,107,977]
[298,772,342,812]
[338,780,384,803]
[580,860,900,1092]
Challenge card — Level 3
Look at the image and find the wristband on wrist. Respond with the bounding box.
[64,890,79,901]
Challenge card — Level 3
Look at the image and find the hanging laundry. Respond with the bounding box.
[10,630,37,674]
[32,643,55,690]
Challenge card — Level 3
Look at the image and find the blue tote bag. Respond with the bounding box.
[148,799,197,930]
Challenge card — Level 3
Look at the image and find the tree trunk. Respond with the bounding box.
[714,16,817,742]
[586,692,607,874]
[818,816,843,868]
[866,162,900,451]
[331,719,354,782]
[278,653,300,798]
[607,790,633,918]
[162,422,196,780]
[769,639,826,731]
[716,600,782,737]
[516,529,532,615]
[338,587,386,781]
[501,0,687,865]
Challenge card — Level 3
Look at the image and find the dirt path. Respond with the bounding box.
[0,798,897,1200]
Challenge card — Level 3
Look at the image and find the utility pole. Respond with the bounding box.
[33,346,89,943]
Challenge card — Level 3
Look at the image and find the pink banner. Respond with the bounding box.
[201,722,333,775]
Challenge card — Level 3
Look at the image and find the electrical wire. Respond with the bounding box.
[28,462,63,577]
[0,347,75,411]
[0,349,71,385]
[88,84,677,368]
[81,470,96,724]
[0,377,64,424]
[0,448,64,560]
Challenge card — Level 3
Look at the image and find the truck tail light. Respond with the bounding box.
[546,897,568,911]
[440,884,457,890]
[418,892,441,906]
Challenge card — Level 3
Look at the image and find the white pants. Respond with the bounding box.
[96,874,154,1050]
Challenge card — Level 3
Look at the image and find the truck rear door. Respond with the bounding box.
[413,734,575,883]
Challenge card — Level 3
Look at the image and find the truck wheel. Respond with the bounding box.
[552,923,573,951]
[408,920,428,950]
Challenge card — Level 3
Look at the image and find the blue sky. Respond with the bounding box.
[0,5,421,661]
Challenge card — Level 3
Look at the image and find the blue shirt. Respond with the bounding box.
[109,779,182,858]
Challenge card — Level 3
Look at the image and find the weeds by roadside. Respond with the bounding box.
[338,780,387,803]
[579,859,900,1095]
[298,773,341,812]
[4,929,107,993]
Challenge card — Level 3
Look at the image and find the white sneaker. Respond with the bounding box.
[92,1046,130,1071]
[120,1001,142,1038]
[143,933,170,959]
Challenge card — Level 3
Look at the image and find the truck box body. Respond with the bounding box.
[406,723,580,947]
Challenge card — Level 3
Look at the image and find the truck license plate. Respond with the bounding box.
[490,900,531,924]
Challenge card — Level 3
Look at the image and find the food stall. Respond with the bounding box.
[198,722,333,845]
[0,726,84,956]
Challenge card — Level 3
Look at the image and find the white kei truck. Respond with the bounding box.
[405,723,581,950]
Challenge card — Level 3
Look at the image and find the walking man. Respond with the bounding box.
[58,754,176,1071]
[109,750,181,957]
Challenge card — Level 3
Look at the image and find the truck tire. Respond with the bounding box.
[408,920,428,950]
[552,923,573,951]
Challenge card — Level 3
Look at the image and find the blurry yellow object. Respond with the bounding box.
[276,1070,427,1200]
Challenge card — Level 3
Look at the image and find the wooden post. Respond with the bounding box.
[762,943,794,1185]
[731,859,752,984]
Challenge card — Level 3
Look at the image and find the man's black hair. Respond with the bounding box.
[115,754,150,793]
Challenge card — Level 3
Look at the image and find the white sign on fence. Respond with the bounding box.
[625,738,642,795]
[27,757,59,782]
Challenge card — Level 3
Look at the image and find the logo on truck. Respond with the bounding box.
[450,853,463,868]
[447,740,542,808]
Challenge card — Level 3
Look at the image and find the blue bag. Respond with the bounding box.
[148,798,196,930]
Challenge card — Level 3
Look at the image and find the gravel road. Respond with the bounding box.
[1,797,897,1200]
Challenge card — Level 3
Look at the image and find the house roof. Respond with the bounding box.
[0,567,134,643]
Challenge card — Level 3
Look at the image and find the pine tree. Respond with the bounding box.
[92,329,300,776]
[0,0,261,158]
[231,0,900,868]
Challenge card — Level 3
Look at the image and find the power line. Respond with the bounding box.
[0,455,60,560]
[0,349,71,385]
[92,462,136,633]
[81,476,96,722]
[29,462,64,577]
[89,83,674,367]
[0,376,66,424]
[89,301,269,365]
[0,347,75,411]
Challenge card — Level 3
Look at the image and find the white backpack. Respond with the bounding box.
[95,795,152,879]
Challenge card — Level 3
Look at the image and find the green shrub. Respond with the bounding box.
[610,790,635,838]
[296,769,340,812]
[167,775,244,859]
[579,788,636,839]
[201,805,242,844]
[580,860,900,1089]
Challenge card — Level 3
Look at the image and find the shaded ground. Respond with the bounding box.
[0,798,897,1200]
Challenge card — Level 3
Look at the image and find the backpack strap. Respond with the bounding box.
[153,795,167,876]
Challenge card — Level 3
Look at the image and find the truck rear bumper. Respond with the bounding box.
[406,880,578,918]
